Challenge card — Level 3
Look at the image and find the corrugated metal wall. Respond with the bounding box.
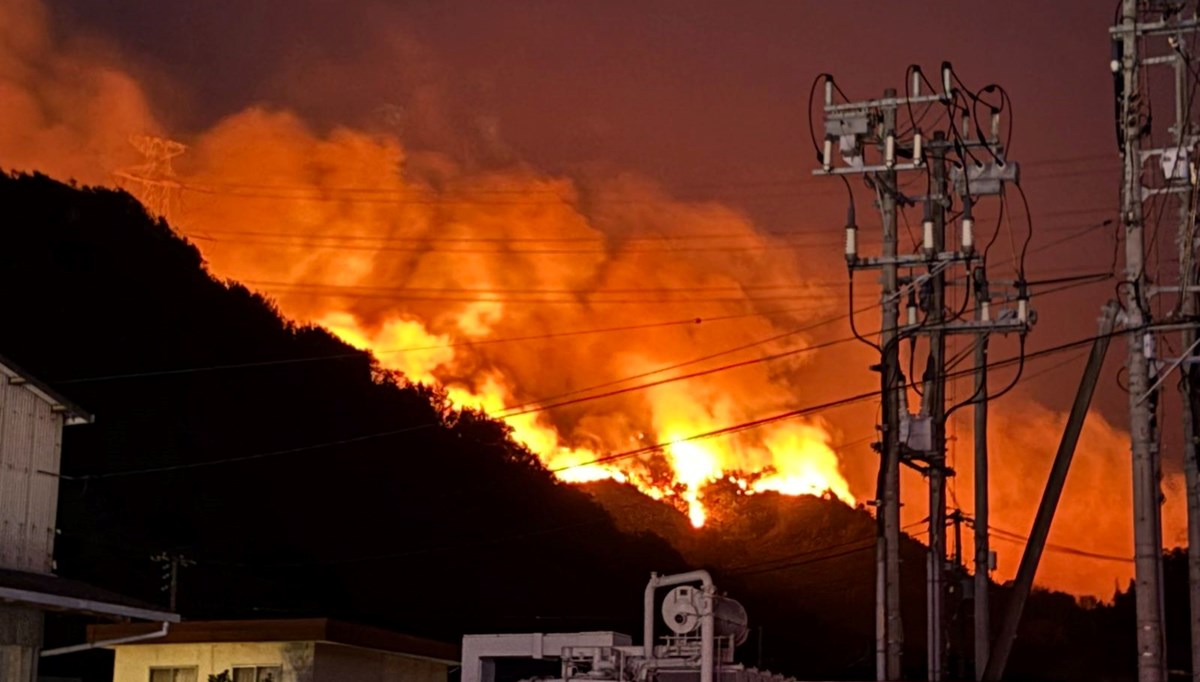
[0,376,64,573]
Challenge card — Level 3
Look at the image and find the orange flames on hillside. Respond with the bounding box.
[298,177,858,527]
[5,0,1196,598]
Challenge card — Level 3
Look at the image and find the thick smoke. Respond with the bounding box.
[0,0,1187,597]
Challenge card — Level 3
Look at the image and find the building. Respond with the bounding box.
[90,618,460,682]
[0,355,178,681]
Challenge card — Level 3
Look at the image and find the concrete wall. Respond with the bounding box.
[112,642,315,682]
[112,641,451,682]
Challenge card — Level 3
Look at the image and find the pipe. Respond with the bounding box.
[644,570,715,682]
[41,621,170,657]
[981,301,1119,681]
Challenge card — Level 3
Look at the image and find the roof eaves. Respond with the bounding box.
[0,354,94,425]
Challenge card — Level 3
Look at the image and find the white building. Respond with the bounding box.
[0,355,178,681]
[90,618,459,682]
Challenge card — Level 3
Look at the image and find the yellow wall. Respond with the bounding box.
[112,642,315,682]
[112,641,450,682]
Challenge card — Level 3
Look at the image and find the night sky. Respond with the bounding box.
[13,0,1174,596]
[49,0,1117,410]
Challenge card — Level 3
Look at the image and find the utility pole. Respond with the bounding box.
[878,87,905,682]
[972,267,990,682]
[1171,11,1200,682]
[1115,4,1169,681]
[812,66,1028,681]
[151,552,194,612]
[925,133,949,682]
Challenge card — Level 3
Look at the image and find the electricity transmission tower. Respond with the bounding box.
[811,65,1031,680]
[114,134,188,224]
[1112,3,1200,682]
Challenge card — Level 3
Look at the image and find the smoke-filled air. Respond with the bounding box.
[0,0,1187,597]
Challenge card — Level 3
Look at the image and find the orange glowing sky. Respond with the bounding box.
[1,0,1189,598]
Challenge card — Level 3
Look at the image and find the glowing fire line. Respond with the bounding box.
[319,311,854,527]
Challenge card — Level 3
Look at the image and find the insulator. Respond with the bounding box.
[885,134,896,168]
[981,300,991,322]
[823,138,833,171]
[961,113,971,140]
[942,63,953,99]
[913,132,923,166]
[907,303,918,326]
[991,111,1001,142]
[962,217,975,253]
[845,226,858,262]
[923,220,935,253]
[912,68,921,97]
[825,79,834,106]
[1018,298,1029,324]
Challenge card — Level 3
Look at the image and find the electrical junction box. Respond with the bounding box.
[900,413,932,452]
[951,160,1019,196]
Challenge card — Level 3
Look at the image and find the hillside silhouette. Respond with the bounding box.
[0,172,1187,681]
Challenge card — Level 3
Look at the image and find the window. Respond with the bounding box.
[232,665,283,682]
[149,667,198,682]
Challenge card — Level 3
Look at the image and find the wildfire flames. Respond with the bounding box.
[2,0,1194,596]
[232,112,859,527]
[0,0,859,525]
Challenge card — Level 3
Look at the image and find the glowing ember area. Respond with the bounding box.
[311,311,852,527]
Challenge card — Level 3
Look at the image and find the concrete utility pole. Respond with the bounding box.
[1171,12,1200,682]
[812,67,1028,681]
[878,88,905,682]
[972,267,990,682]
[1116,3,1167,681]
[926,134,948,682]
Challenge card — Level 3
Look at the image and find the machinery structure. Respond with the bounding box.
[462,571,782,682]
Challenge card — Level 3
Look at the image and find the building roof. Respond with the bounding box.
[0,566,178,622]
[88,618,460,664]
[0,353,93,425]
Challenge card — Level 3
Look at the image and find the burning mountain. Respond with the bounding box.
[0,0,1190,596]
[166,108,857,527]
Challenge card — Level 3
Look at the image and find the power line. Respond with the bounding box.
[500,271,1109,417]
[983,523,1133,564]
[51,328,1120,483]
[238,288,875,305]
[182,216,1110,257]
[55,352,366,385]
[498,332,865,419]
[548,327,1134,476]
[50,307,822,384]
[184,208,1110,246]
[128,159,1118,208]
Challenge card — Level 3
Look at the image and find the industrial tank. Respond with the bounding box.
[660,585,749,646]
